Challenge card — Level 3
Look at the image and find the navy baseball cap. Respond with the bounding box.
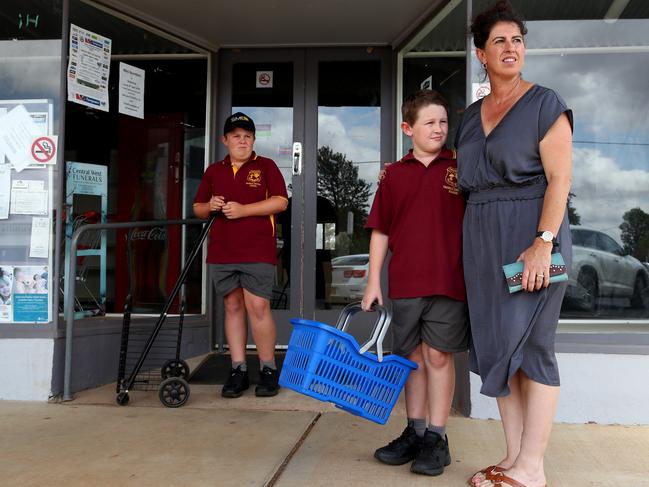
[223,112,255,135]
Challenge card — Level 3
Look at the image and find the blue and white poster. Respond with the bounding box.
[12,266,48,323]
[66,162,108,197]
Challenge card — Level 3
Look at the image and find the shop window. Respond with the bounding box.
[515,15,649,319]
[63,0,208,315]
[400,0,649,321]
[0,1,63,326]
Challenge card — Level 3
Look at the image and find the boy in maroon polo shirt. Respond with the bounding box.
[193,112,288,398]
[362,90,468,477]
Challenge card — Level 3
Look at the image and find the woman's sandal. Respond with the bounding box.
[485,470,546,487]
[467,465,507,486]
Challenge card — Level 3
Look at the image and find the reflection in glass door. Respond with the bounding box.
[315,61,382,311]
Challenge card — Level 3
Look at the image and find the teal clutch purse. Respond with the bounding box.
[502,253,568,294]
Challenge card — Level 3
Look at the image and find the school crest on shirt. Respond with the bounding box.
[246,169,262,188]
[443,166,460,195]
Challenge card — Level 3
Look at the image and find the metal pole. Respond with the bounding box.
[62,218,203,401]
[62,227,79,401]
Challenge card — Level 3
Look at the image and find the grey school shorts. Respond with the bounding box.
[210,263,275,301]
[391,295,469,357]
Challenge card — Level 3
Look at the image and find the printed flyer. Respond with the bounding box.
[12,265,48,323]
[67,24,112,112]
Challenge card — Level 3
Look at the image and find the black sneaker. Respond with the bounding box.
[410,430,451,476]
[374,426,422,465]
[221,366,249,398]
[255,366,280,397]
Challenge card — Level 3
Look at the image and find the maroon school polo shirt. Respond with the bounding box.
[365,148,466,301]
[194,152,288,265]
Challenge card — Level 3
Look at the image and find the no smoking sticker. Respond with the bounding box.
[31,136,58,165]
[256,70,273,88]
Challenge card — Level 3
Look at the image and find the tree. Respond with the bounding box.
[317,146,373,254]
[619,207,649,260]
[567,192,581,225]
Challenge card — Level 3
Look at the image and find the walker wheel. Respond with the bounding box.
[161,359,190,379]
[159,377,190,408]
[116,392,130,406]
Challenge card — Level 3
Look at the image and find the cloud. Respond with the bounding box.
[318,108,381,192]
[571,147,649,241]
[318,108,380,163]
[526,19,648,51]
[522,35,649,143]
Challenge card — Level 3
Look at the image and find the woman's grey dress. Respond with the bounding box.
[456,84,573,397]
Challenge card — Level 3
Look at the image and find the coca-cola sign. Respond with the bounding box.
[129,227,167,241]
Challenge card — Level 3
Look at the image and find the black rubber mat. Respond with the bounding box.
[188,351,286,384]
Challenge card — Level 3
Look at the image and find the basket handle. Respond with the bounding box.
[334,302,392,361]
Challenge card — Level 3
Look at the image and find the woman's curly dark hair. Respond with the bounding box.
[471,0,527,49]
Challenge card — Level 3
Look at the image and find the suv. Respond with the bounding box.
[567,227,649,311]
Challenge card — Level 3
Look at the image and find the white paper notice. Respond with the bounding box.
[119,62,145,119]
[0,105,42,172]
[0,164,10,219]
[12,179,45,191]
[30,112,49,135]
[67,24,112,112]
[29,217,50,258]
[11,179,48,215]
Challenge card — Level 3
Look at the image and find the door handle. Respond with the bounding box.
[292,142,302,175]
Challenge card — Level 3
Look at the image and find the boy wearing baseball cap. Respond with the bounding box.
[194,112,288,398]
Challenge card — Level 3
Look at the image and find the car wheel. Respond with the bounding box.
[577,270,599,313]
[631,275,649,309]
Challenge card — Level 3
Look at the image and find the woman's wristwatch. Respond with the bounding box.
[536,230,558,247]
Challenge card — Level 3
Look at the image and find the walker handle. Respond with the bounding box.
[334,302,392,361]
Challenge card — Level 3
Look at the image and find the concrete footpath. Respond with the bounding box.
[1,384,648,486]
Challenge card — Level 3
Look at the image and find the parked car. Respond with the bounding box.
[567,227,649,311]
[329,254,369,302]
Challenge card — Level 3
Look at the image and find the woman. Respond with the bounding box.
[455,2,573,487]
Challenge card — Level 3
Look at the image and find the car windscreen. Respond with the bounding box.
[571,229,596,249]
[331,255,369,266]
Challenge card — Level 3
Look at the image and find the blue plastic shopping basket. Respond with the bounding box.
[279,303,417,425]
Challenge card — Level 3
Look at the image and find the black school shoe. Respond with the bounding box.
[221,366,249,398]
[374,426,422,465]
[255,366,280,397]
[410,430,452,476]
